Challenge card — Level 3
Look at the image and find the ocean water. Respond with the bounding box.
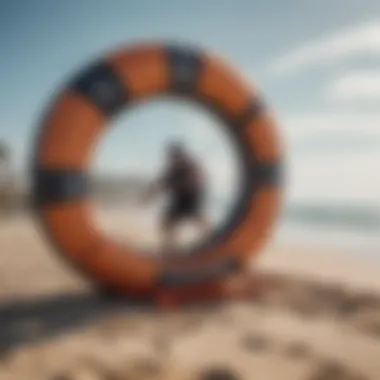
[274,220,380,257]
[276,204,380,257]
[213,200,380,256]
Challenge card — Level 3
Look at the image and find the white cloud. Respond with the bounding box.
[286,150,380,204]
[280,112,380,138]
[269,20,380,76]
[327,71,380,101]
[280,113,380,205]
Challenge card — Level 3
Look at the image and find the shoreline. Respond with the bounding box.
[1,211,380,298]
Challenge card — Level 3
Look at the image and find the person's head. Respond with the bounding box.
[166,141,188,165]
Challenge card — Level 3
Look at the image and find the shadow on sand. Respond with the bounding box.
[0,291,155,354]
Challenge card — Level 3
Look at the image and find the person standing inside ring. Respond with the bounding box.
[144,142,211,255]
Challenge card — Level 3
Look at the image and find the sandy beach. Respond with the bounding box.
[1,211,380,380]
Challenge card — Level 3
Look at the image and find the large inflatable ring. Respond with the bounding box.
[32,42,282,296]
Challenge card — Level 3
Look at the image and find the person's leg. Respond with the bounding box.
[159,203,181,258]
[194,212,212,236]
[161,218,177,257]
[191,192,212,237]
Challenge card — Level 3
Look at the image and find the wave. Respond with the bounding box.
[283,204,380,230]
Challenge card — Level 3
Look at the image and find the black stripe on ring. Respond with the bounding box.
[236,97,267,128]
[208,162,281,250]
[69,61,128,117]
[158,256,240,288]
[33,169,88,205]
[249,161,282,188]
[165,44,204,93]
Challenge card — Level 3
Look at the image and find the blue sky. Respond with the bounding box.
[1,0,380,206]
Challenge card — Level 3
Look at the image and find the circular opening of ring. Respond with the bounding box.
[89,95,246,259]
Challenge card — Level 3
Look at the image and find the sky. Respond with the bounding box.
[1,0,380,208]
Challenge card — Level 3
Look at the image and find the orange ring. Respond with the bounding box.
[32,42,282,296]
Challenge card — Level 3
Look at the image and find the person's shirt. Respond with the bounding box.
[161,159,204,199]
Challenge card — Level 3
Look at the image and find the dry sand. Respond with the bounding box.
[1,212,380,380]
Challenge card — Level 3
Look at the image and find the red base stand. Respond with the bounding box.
[154,275,253,310]
[155,281,227,310]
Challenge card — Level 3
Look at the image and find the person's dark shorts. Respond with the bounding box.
[164,191,203,224]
